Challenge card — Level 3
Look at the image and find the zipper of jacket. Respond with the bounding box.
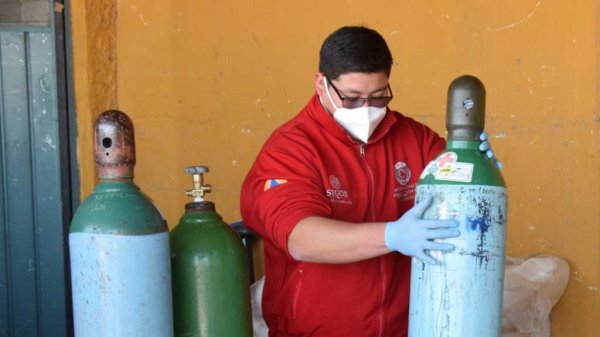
[359,143,385,337]
[358,144,377,221]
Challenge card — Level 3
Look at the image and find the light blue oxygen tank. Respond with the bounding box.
[69,110,174,337]
[408,75,507,337]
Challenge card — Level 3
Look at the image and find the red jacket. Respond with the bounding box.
[241,94,445,337]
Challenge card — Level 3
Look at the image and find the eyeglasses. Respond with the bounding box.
[327,78,393,109]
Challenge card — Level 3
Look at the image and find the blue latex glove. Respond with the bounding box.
[479,132,503,170]
[384,196,460,265]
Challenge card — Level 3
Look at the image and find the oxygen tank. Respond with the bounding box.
[170,166,252,337]
[69,110,174,337]
[408,75,507,337]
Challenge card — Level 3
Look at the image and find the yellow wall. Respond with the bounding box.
[69,0,118,192]
[71,1,599,336]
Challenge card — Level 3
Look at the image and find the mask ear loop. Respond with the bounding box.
[323,77,342,110]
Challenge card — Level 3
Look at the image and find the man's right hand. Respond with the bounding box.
[384,196,460,265]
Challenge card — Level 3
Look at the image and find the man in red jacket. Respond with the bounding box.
[241,26,496,337]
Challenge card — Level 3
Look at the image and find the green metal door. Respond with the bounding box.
[0,1,73,336]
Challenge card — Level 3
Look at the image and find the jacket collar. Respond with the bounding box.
[305,93,398,145]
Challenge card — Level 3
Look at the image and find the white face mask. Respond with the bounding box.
[323,77,387,143]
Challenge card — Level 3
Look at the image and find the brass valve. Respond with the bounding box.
[185,166,212,202]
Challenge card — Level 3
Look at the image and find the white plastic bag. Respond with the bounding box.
[501,255,570,337]
[250,276,269,337]
[250,255,570,337]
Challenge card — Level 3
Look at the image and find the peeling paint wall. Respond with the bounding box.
[70,1,599,336]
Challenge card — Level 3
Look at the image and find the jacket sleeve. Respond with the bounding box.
[424,130,446,163]
[240,135,331,257]
[407,117,446,165]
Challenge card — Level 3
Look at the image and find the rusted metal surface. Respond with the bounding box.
[94,110,136,179]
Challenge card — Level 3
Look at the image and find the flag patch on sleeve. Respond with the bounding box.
[264,179,288,191]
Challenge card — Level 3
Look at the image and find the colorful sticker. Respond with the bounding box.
[264,179,287,191]
[420,152,474,183]
[436,152,458,166]
[434,162,474,182]
[419,161,437,179]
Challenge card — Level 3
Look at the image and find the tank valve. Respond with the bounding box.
[185,166,212,202]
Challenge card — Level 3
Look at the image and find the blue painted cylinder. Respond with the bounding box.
[69,110,174,337]
[408,76,507,337]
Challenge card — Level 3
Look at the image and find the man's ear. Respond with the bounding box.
[315,72,326,96]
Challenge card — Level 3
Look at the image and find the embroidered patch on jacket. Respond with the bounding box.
[325,174,352,205]
[393,161,415,201]
[394,161,411,186]
[264,179,287,191]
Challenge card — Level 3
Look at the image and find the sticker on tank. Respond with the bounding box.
[419,151,474,183]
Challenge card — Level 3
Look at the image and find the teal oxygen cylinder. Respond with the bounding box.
[408,75,508,337]
[69,110,174,337]
[170,166,252,337]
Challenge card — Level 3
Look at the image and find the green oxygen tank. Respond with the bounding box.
[170,165,253,337]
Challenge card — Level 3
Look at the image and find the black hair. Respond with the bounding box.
[319,26,393,80]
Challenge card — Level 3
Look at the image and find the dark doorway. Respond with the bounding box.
[0,0,75,336]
